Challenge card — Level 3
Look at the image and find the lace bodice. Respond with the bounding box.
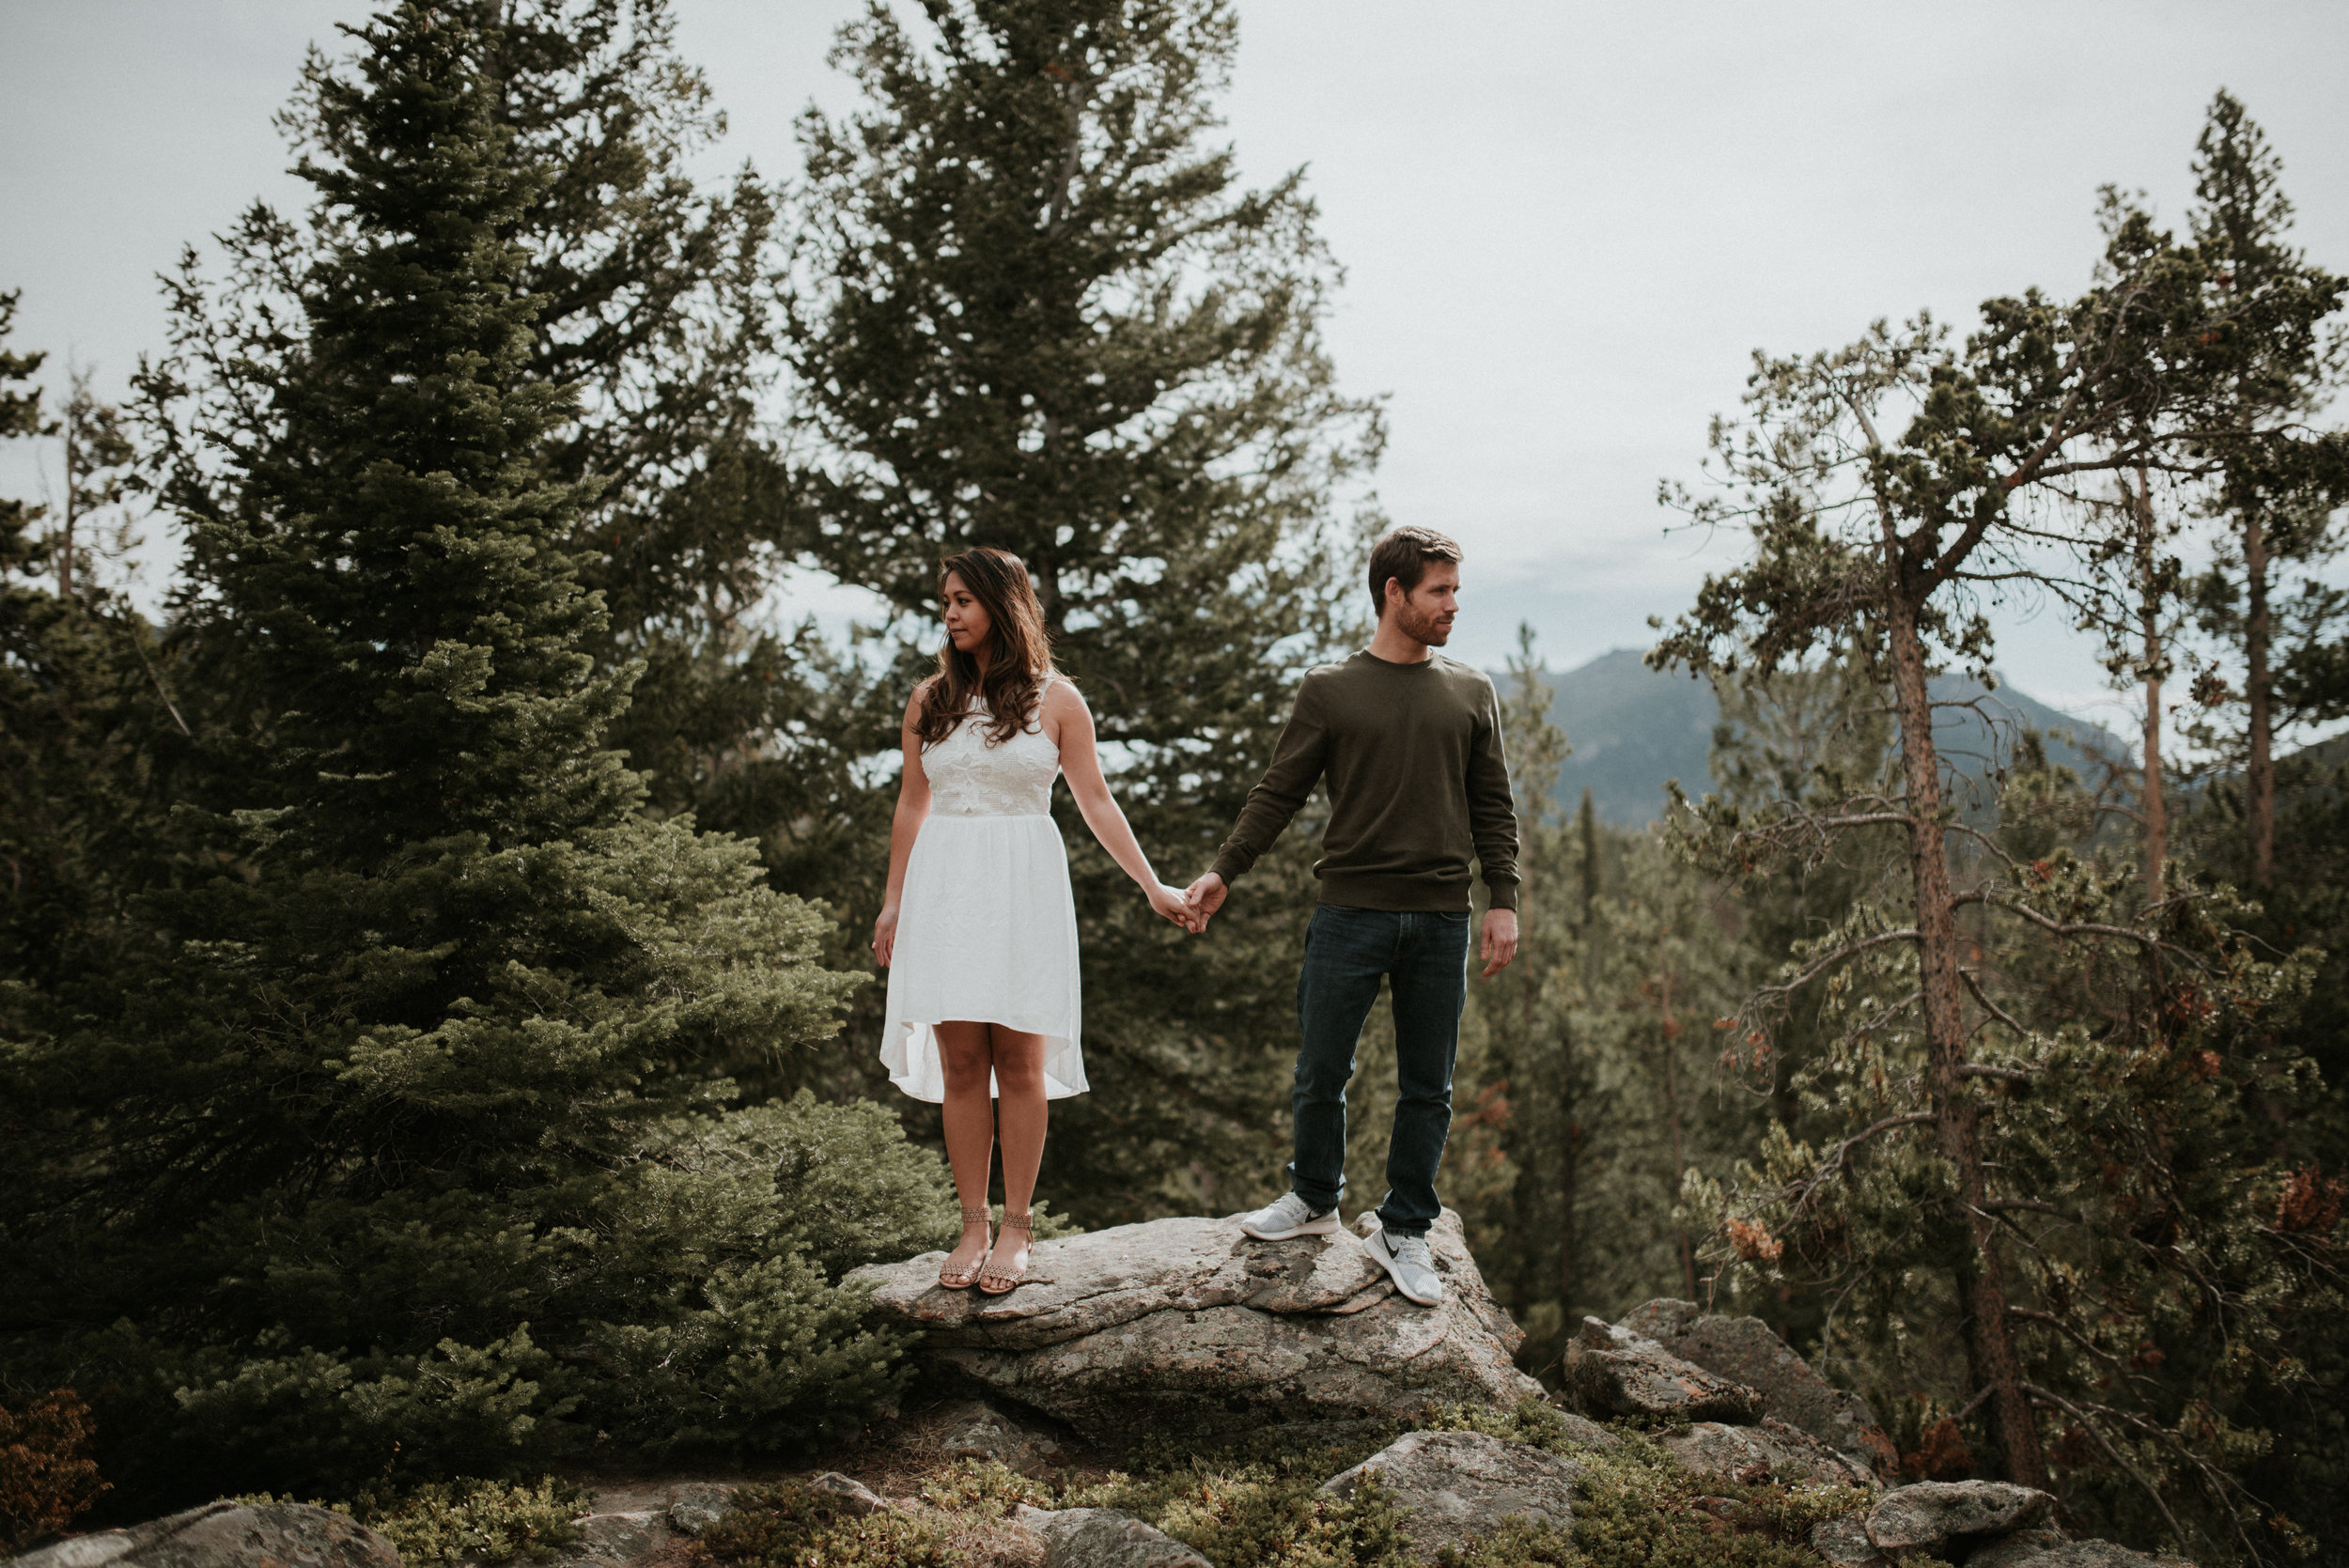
[923,684,1061,818]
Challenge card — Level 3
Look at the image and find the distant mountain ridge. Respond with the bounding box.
[1524,648,2126,827]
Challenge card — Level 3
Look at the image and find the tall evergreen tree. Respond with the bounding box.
[780,0,1383,1220]
[138,0,795,855]
[1655,203,2339,1559]
[1464,633,1591,1373]
[2177,91,2348,888]
[1,6,888,1506]
[1652,200,2226,1490]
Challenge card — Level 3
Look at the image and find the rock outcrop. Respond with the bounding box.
[1320,1430,1584,1564]
[1970,1529,2198,1568]
[1657,1419,1877,1489]
[936,1396,1067,1474]
[803,1473,888,1518]
[665,1483,740,1536]
[850,1208,1538,1442]
[8,1502,399,1568]
[1809,1486,2184,1568]
[1019,1506,1213,1568]
[1563,1316,1766,1424]
[1865,1481,2055,1554]
[1615,1298,1898,1478]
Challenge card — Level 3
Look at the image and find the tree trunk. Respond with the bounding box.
[2135,469,2166,893]
[58,398,79,599]
[2244,509,2273,885]
[1578,788,1598,932]
[1659,970,1697,1299]
[1884,575,2049,1490]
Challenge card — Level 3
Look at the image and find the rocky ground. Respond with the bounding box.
[7,1210,2202,1568]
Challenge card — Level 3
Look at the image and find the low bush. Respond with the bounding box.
[0,1389,109,1551]
[240,1478,586,1565]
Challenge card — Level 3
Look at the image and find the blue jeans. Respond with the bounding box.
[1286,905,1470,1238]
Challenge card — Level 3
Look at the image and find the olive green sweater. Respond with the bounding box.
[1211,650,1520,912]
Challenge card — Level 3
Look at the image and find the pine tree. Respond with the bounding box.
[1654,201,2340,1559]
[780,0,1383,1219]
[0,305,186,1079]
[1461,631,1589,1373]
[2177,91,2349,888]
[139,0,794,853]
[1651,199,2225,1490]
[0,7,890,1505]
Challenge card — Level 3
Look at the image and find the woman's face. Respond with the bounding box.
[941,571,991,657]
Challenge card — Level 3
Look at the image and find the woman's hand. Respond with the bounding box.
[872,903,901,967]
[1148,881,1203,933]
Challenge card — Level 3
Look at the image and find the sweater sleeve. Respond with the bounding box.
[1209,678,1330,887]
[1468,676,1522,910]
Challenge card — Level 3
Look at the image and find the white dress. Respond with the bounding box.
[880,677,1087,1101]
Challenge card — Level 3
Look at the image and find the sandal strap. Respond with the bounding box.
[960,1205,993,1225]
[1000,1212,1034,1234]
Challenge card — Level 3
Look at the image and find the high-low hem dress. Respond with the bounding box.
[880,677,1087,1102]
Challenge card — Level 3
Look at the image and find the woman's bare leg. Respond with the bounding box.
[981,1025,1049,1288]
[933,1020,997,1282]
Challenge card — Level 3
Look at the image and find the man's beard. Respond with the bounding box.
[1398,602,1452,645]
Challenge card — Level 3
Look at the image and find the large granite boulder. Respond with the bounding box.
[1020,1507,1212,1568]
[1320,1430,1583,1564]
[1970,1529,2198,1568]
[1616,1299,1897,1478]
[849,1208,1538,1442]
[1563,1316,1764,1424]
[7,1502,398,1568]
[1866,1481,2056,1554]
[1657,1419,1878,1489]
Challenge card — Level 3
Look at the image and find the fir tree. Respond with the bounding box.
[139,0,796,862]
[0,6,886,1506]
[1654,201,2337,1557]
[780,0,1383,1219]
[2176,91,2349,889]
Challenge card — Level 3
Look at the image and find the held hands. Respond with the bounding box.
[1148,880,1206,933]
[1479,907,1519,977]
[1183,871,1229,932]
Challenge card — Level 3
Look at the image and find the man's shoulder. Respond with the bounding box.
[1428,652,1498,692]
[1298,654,1366,689]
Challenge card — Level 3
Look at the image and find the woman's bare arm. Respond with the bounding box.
[871,692,933,967]
[1048,681,1199,931]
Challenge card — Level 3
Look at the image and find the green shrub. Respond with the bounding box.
[1066,1428,1411,1568]
[358,1478,589,1566]
[913,1457,1052,1515]
[240,1479,587,1565]
[692,1480,964,1568]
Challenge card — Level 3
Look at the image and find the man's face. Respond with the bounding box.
[1386,561,1459,646]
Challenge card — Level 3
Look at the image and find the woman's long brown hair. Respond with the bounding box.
[912,547,1059,747]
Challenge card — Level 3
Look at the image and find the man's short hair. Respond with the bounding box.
[1367,526,1464,617]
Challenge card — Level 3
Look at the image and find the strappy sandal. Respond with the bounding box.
[976,1211,1034,1296]
[939,1206,993,1290]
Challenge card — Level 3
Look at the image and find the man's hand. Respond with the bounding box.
[1184,871,1230,930]
[1478,907,1519,978]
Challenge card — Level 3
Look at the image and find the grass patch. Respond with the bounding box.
[692,1396,1882,1568]
[692,1460,1048,1568]
[236,1477,588,1564]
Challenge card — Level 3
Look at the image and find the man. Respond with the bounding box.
[1186,525,1519,1308]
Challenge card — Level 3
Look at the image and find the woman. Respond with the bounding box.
[873,547,1197,1294]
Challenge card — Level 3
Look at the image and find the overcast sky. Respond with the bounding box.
[4,0,2345,725]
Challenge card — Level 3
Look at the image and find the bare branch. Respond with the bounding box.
[2021,1382,2191,1559]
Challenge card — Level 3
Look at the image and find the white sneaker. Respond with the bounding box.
[1364,1219,1445,1307]
[1238,1191,1338,1241]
